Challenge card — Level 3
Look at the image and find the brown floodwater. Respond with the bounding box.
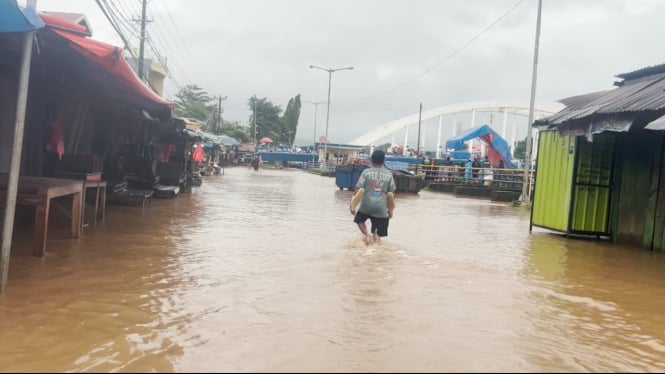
[1,166,665,372]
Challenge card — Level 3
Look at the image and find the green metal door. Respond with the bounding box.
[532,131,576,232]
[570,134,615,235]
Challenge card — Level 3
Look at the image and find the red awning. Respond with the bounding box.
[39,14,174,119]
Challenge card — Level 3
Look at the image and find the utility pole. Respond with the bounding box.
[217,95,226,135]
[253,98,257,159]
[137,0,148,80]
[304,100,325,163]
[217,95,223,133]
[521,0,543,204]
[417,103,423,158]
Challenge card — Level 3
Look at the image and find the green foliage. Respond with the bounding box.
[247,96,283,142]
[281,94,301,145]
[222,121,252,143]
[174,84,215,122]
[246,94,302,145]
[514,138,527,160]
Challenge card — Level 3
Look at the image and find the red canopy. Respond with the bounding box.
[259,137,273,143]
[39,14,174,120]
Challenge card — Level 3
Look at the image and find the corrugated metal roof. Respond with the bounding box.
[537,71,665,128]
[615,63,665,82]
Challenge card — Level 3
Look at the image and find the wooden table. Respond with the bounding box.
[0,174,83,257]
[82,180,106,227]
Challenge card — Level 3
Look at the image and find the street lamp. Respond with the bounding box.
[309,64,353,171]
[303,100,326,163]
[252,97,259,159]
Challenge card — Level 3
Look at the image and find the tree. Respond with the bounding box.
[514,138,527,160]
[248,96,283,142]
[221,120,252,143]
[174,84,215,122]
[280,94,301,145]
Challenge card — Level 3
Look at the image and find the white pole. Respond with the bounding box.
[421,119,426,155]
[312,104,317,162]
[309,65,353,171]
[324,70,331,169]
[511,118,517,158]
[502,107,508,140]
[522,0,543,203]
[436,115,443,159]
[403,125,409,156]
[1,0,38,294]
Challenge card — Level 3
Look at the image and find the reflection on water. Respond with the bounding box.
[1,167,665,372]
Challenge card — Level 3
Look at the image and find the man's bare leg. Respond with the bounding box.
[357,222,372,245]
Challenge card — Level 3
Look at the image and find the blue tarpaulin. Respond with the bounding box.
[445,124,513,167]
[0,1,44,33]
[219,135,240,146]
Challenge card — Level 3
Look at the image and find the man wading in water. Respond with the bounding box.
[349,150,396,245]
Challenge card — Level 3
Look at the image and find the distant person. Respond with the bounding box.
[472,158,481,180]
[349,150,397,245]
[465,159,473,181]
[251,157,260,171]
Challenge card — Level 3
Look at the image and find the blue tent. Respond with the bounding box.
[0,0,44,33]
[445,124,513,167]
[219,135,240,146]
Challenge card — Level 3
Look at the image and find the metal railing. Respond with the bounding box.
[305,161,337,174]
[408,164,535,191]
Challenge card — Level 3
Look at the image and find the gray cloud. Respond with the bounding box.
[34,0,665,145]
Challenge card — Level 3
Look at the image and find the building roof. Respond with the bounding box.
[315,142,366,151]
[40,11,92,36]
[615,63,665,83]
[537,64,665,128]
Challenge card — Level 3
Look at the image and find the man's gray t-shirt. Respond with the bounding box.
[355,166,397,218]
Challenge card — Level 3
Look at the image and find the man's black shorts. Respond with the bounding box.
[353,211,389,237]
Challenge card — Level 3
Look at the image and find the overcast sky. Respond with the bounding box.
[29,0,665,147]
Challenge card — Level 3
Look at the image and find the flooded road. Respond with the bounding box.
[2,167,665,372]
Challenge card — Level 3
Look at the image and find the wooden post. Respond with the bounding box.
[1,0,38,293]
[71,189,82,239]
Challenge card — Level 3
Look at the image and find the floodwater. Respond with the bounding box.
[2,166,665,372]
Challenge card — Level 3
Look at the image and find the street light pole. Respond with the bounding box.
[521,0,543,204]
[253,98,257,159]
[304,100,325,163]
[309,65,353,171]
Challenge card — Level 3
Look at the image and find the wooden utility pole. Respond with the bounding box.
[137,0,148,80]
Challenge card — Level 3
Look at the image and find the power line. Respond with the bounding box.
[353,0,527,102]
[152,0,212,90]
[108,0,195,91]
[94,0,137,59]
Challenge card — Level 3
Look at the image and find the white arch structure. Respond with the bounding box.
[349,100,565,157]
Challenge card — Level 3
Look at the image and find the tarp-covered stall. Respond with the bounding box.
[445,124,513,167]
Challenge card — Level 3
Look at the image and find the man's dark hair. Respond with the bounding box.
[371,150,386,165]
